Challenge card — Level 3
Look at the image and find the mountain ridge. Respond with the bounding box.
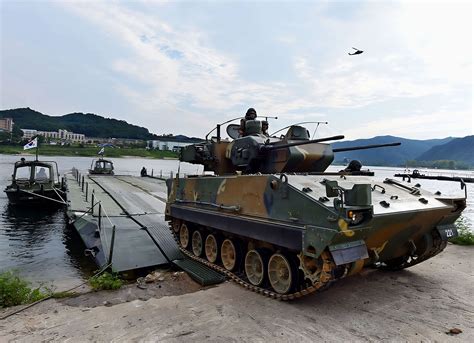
[0,107,157,140]
[332,135,456,166]
[417,136,474,164]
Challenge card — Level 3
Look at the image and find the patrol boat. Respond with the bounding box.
[89,146,114,175]
[88,158,114,175]
[4,158,66,206]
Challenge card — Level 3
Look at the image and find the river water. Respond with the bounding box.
[0,154,472,289]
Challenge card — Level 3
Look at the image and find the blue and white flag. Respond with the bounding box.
[23,137,38,150]
[98,147,105,155]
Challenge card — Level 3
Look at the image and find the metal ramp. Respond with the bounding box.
[134,214,225,286]
[82,175,224,285]
[134,214,183,261]
[173,259,226,286]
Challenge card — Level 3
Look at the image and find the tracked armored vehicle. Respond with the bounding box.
[165,117,467,299]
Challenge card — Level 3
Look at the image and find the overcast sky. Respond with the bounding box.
[1,0,472,140]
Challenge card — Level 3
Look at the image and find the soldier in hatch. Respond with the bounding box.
[239,108,257,137]
[262,120,269,136]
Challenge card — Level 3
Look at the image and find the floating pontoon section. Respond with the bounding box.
[65,171,224,285]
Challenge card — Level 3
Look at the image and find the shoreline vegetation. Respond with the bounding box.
[0,270,123,309]
[0,144,179,159]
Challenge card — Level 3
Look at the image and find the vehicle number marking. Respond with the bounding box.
[445,229,454,238]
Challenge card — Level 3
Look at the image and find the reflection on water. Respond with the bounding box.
[2,206,63,261]
[0,202,96,288]
[0,154,472,288]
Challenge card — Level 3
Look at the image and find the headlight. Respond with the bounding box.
[347,210,365,226]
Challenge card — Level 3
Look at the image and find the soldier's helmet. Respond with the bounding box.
[245,108,257,120]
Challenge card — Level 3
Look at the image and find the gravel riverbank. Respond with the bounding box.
[1,244,473,342]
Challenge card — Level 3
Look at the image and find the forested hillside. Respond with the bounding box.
[332,135,454,166]
[417,136,474,165]
[0,108,157,139]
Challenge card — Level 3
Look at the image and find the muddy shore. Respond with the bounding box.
[1,244,473,342]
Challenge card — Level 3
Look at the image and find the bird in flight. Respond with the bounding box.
[348,47,364,55]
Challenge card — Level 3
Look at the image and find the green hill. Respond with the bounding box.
[417,136,474,165]
[332,135,454,166]
[0,108,157,140]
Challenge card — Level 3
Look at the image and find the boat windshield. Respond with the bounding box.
[15,166,31,181]
[34,166,51,182]
[96,161,113,170]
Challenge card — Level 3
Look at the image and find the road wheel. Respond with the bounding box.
[179,223,190,249]
[221,239,239,271]
[205,234,219,263]
[268,253,294,294]
[191,230,203,257]
[245,249,266,286]
[172,220,181,233]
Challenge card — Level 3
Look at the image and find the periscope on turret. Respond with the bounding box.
[166,110,467,299]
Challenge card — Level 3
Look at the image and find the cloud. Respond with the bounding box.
[60,2,329,133]
[291,1,471,109]
[396,1,472,85]
[51,1,472,138]
[293,55,451,108]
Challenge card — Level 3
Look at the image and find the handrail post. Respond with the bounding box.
[81,176,85,191]
[151,169,153,177]
[108,225,116,265]
[98,202,102,230]
[160,170,162,178]
[91,190,95,215]
[85,182,88,201]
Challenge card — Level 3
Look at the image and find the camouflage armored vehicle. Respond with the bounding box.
[165,116,467,300]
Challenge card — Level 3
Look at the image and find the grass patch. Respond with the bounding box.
[89,272,123,291]
[450,218,474,246]
[0,271,48,308]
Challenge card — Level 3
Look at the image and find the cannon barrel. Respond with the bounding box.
[333,142,401,153]
[262,135,345,151]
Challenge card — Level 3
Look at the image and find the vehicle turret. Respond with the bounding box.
[180,118,400,175]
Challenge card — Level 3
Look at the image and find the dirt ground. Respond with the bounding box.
[1,244,473,342]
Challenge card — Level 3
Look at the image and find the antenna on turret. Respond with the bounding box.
[205,117,242,141]
[271,121,328,137]
[311,121,329,139]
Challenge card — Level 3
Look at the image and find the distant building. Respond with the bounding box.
[85,137,145,146]
[111,138,145,146]
[21,129,38,139]
[147,135,203,152]
[21,129,85,143]
[0,118,14,132]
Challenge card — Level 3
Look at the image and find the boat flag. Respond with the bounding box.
[24,137,38,150]
[98,147,105,155]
